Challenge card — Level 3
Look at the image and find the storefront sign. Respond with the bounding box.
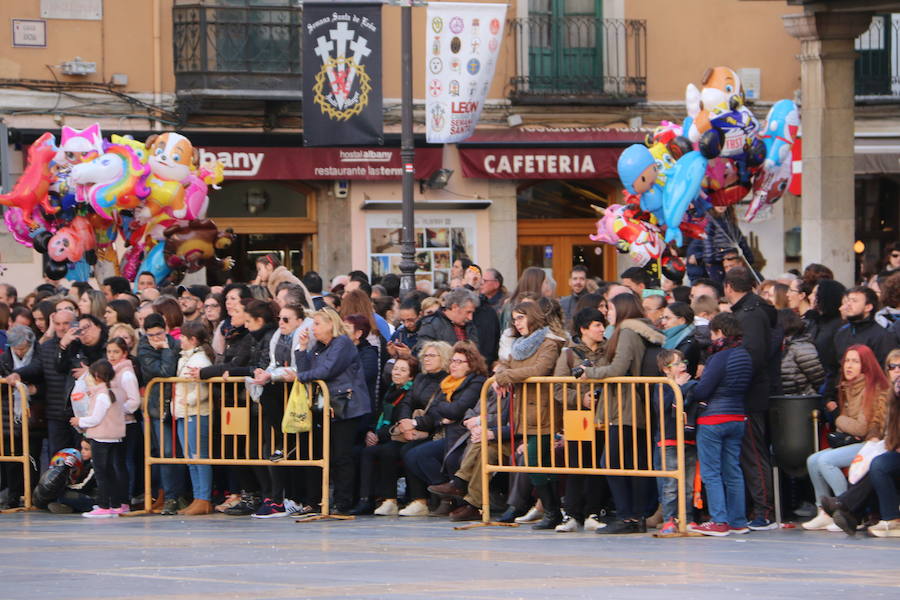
[197,147,442,181]
[459,147,621,179]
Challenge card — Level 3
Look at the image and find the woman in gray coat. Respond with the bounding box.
[778,309,825,396]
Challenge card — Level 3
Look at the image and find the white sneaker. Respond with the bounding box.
[801,508,835,531]
[398,499,428,517]
[826,522,842,532]
[555,515,581,532]
[283,499,299,515]
[515,504,544,524]
[584,513,606,531]
[868,519,900,537]
[373,499,398,516]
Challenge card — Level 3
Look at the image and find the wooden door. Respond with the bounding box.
[517,219,617,295]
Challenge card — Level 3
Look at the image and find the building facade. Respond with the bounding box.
[0,0,897,292]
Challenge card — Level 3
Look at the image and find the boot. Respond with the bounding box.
[428,498,453,517]
[179,499,213,516]
[150,489,165,513]
[531,484,562,530]
[348,497,375,516]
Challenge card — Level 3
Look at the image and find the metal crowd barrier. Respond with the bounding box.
[142,377,331,515]
[0,378,32,510]
[479,376,688,532]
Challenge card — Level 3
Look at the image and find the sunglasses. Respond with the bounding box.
[892,253,900,259]
[888,363,900,371]
[279,317,292,323]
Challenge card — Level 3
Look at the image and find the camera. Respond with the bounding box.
[571,359,593,379]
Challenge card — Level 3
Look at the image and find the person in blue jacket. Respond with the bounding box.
[294,307,372,514]
[689,312,753,537]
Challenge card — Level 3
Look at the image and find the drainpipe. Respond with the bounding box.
[152,0,163,131]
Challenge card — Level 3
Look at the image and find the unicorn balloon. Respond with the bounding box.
[69,143,151,220]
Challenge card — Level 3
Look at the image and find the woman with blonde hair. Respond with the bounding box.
[78,289,108,321]
[293,308,372,514]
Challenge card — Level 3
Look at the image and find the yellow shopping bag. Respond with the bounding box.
[282,380,312,434]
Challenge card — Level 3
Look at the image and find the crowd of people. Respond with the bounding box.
[1,241,899,539]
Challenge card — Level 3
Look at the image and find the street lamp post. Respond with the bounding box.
[397,1,417,295]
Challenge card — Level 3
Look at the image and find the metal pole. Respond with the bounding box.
[398,1,417,296]
[0,122,10,193]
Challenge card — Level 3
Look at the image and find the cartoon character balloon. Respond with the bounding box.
[0,132,59,227]
[162,219,235,282]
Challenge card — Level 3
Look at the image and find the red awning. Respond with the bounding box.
[197,147,443,180]
[458,126,647,179]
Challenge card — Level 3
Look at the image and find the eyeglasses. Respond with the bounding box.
[421,353,439,359]
[888,363,900,371]
[450,358,468,365]
[147,331,166,338]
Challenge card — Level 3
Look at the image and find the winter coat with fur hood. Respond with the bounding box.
[583,318,665,429]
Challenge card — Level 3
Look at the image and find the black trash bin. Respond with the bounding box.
[768,395,821,479]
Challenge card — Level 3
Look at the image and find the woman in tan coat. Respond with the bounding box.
[583,291,665,535]
[493,301,564,529]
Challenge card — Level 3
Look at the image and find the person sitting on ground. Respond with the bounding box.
[400,341,488,517]
[46,438,98,514]
[350,356,420,516]
[802,344,891,531]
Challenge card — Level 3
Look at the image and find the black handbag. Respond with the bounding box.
[827,430,862,448]
[329,391,353,420]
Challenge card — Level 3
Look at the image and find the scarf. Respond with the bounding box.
[663,324,693,350]
[440,375,466,401]
[708,334,743,356]
[510,326,549,361]
[274,332,294,367]
[376,381,413,430]
[11,345,34,422]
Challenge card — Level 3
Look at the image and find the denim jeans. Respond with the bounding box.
[806,442,862,506]
[150,418,186,498]
[177,415,212,501]
[869,451,900,521]
[654,444,697,522]
[697,421,747,527]
[175,415,212,500]
[404,437,448,488]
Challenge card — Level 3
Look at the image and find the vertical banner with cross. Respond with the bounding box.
[302,2,383,146]
[425,2,506,144]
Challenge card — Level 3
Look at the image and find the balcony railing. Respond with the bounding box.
[855,14,900,98]
[173,2,303,100]
[508,16,646,104]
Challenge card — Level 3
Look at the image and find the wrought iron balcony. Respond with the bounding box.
[855,14,900,99]
[173,2,303,100]
[508,16,647,104]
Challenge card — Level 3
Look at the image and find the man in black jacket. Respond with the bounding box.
[136,313,186,515]
[415,288,479,353]
[463,265,500,365]
[724,267,780,530]
[834,286,896,366]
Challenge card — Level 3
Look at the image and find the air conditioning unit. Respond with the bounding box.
[60,57,96,76]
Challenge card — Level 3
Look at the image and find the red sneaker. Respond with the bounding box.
[689,521,730,537]
[729,524,750,534]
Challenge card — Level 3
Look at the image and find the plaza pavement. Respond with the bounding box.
[1,512,898,599]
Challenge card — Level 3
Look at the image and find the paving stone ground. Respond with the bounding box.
[1,512,899,599]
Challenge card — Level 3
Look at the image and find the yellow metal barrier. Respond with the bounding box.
[0,378,32,510]
[141,377,331,516]
[479,376,688,533]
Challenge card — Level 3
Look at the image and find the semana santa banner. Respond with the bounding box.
[302,2,383,146]
[425,2,506,144]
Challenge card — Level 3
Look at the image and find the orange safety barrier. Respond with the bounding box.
[0,378,32,510]
[141,377,331,516]
[478,376,689,533]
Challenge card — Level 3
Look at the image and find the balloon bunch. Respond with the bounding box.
[594,66,800,282]
[0,124,234,284]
